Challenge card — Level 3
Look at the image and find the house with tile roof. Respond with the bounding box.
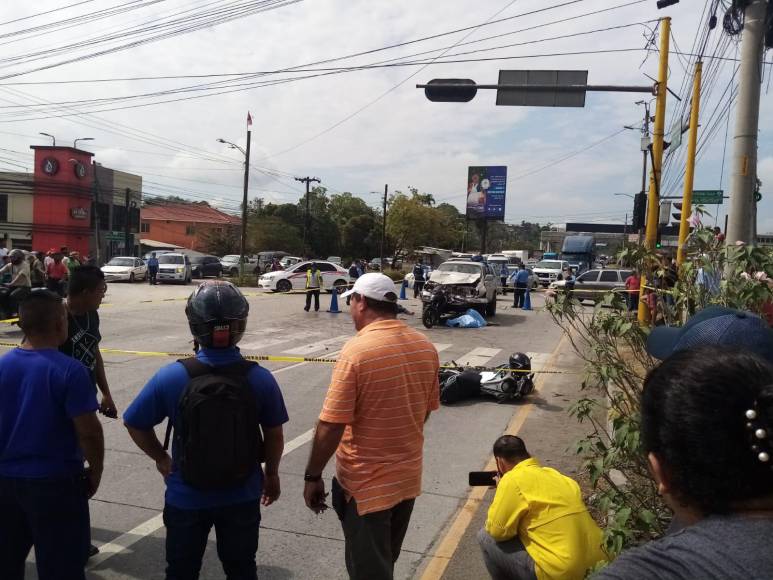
[139,201,240,253]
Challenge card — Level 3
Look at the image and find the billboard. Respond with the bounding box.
[466,166,507,220]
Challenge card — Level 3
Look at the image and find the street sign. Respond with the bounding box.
[692,190,723,205]
[105,231,125,242]
[424,78,477,102]
[496,70,588,108]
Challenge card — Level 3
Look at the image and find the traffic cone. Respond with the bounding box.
[522,287,532,311]
[327,288,342,313]
[399,279,407,300]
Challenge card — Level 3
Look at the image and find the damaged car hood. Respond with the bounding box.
[428,271,480,285]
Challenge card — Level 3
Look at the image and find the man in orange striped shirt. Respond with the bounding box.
[303,273,440,580]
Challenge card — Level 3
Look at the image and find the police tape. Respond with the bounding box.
[0,341,574,374]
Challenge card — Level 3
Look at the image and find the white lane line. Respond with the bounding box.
[239,330,324,352]
[433,343,452,354]
[281,335,350,356]
[457,347,501,367]
[88,428,315,569]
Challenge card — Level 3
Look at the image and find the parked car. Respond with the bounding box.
[551,268,633,303]
[421,260,499,317]
[220,254,258,277]
[157,253,192,284]
[280,256,302,268]
[256,251,290,274]
[101,257,147,283]
[258,260,351,293]
[190,255,222,278]
[533,259,571,288]
[501,267,539,293]
[326,256,343,266]
[368,258,382,271]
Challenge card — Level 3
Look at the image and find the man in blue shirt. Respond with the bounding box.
[147,252,160,285]
[0,290,104,580]
[123,281,288,580]
[510,264,531,308]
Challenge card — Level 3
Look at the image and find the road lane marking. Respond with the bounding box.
[239,330,324,352]
[88,427,316,570]
[419,332,570,580]
[433,343,452,354]
[282,335,350,356]
[455,347,501,367]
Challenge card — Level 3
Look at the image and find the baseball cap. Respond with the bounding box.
[340,273,398,302]
[646,306,773,364]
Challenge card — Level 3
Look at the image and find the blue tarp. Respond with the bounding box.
[446,308,487,328]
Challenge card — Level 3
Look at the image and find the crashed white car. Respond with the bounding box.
[421,261,499,316]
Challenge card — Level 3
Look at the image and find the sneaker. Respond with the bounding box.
[88,544,99,558]
[304,307,309,312]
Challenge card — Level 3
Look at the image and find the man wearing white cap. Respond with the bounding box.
[303,273,440,580]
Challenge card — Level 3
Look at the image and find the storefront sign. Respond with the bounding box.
[41,157,59,176]
[70,207,89,220]
[73,162,87,179]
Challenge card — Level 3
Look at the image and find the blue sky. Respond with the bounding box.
[0,0,770,231]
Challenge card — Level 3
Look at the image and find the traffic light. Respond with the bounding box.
[632,192,647,231]
[658,201,672,226]
[671,202,682,227]
[423,79,478,103]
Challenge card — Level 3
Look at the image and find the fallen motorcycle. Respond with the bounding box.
[439,352,535,404]
[422,285,452,329]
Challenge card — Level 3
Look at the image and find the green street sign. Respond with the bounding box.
[692,190,723,205]
[104,231,125,242]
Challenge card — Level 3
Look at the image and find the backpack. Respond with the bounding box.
[348,264,359,278]
[163,358,263,490]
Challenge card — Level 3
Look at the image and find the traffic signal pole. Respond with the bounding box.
[638,17,670,324]
[677,60,703,266]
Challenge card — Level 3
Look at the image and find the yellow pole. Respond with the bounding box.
[638,17,671,324]
[677,60,703,265]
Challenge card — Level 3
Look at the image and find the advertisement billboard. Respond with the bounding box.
[466,166,507,220]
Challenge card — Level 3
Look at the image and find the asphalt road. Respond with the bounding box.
[6,280,566,580]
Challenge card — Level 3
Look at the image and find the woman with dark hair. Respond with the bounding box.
[597,346,773,578]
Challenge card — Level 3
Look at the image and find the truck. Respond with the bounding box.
[560,235,595,275]
[501,250,529,265]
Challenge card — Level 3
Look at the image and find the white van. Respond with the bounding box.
[157,253,192,284]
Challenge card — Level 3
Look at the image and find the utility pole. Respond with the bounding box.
[296,176,320,258]
[726,0,767,246]
[239,127,252,280]
[638,17,671,324]
[380,184,388,269]
[124,188,132,256]
[677,60,703,265]
[92,162,101,265]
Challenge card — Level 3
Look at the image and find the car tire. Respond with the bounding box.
[129,272,135,283]
[142,272,148,281]
[277,279,292,293]
[230,267,239,277]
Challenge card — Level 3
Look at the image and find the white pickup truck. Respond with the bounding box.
[532,259,571,288]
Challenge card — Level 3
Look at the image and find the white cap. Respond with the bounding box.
[340,273,398,302]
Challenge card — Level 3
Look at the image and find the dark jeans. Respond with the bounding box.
[0,474,91,580]
[513,283,527,308]
[305,289,320,311]
[149,267,159,285]
[477,529,537,580]
[164,500,261,580]
[627,292,639,312]
[339,495,415,580]
[413,281,424,298]
[45,278,66,296]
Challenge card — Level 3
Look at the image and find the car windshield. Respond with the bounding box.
[536,260,563,269]
[222,255,239,262]
[158,255,184,265]
[107,258,134,267]
[437,263,480,275]
[190,257,206,264]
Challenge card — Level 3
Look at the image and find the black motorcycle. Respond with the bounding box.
[0,285,30,320]
[422,285,451,329]
[439,353,535,404]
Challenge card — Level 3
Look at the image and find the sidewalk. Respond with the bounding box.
[419,330,600,580]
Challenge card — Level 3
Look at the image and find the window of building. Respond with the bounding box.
[0,195,7,222]
[10,238,31,251]
[113,205,127,230]
[186,225,196,236]
[141,222,150,233]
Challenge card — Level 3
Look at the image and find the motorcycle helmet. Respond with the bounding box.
[9,249,25,264]
[185,280,249,349]
[509,352,531,372]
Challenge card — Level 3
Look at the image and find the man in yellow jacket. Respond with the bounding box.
[304,262,324,312]
[478,436,607,580]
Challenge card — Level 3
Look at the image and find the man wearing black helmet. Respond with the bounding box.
[123,280,288,579]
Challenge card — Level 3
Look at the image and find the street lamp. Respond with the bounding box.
[39,132,56,146]
[74,137,94,149]
[613,193,635,199]
[217,136,251,281]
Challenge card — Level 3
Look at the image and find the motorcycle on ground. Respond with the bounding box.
[439,352,535,404]
[422,285,451,329]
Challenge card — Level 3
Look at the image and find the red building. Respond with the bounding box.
[140,202,240,252]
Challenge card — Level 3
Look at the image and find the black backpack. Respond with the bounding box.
[163,358,263,490]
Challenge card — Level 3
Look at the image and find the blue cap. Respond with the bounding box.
[646,306,773,364]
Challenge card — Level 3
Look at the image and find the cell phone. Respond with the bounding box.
[468,471,498,487]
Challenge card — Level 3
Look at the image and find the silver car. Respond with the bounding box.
[571,268,633,302]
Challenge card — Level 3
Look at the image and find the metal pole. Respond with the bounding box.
[92,162,101,265]
[677,60,703,265]
[380,184,387,269]
[726,0,767,246]
[240,129,252,281]
[304,180,311,258]
[124,188,131,256]
[638,17,670,324]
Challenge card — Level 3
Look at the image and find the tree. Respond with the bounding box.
[200,226,239,256]
[248,216,303,255]
[341,214,378,259]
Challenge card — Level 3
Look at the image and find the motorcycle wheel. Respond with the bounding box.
[422,307,437,329]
